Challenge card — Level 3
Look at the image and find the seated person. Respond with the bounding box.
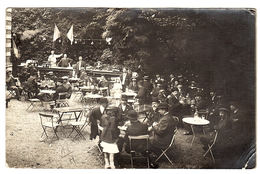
[123,110,148,153]
[52,77,71,101]
[145,99,160,126]
[98,76,109,88]
[148,103,179,154]
[40,75,56,89]
[200,108,233,162]
[62,76,72,98]
[6,70,22,100]
[24,74,39,98]
[157,89,167,103]
[117,95,134,126]
[57,54,73,67]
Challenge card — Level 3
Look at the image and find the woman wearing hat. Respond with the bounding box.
[123,110,148,153]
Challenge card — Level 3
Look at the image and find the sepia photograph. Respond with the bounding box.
[5,7,256,169]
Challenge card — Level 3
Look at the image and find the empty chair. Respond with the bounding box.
[39,113,60,142]
[26,98,42,111]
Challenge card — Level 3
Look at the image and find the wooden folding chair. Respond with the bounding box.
[39,113,60,142]
[203,130,218,164]
[129,134,150,168]
[155,128,178,166]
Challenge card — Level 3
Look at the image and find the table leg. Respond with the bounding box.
[190,125,196,147]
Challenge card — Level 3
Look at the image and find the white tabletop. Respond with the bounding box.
[84,94,103,99]
[182,117,210,126]
[40,90,56,94]
[122,92,137,96]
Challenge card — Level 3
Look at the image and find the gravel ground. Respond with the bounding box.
[6,93,213,169]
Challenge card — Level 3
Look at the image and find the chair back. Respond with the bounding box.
[198,109,209,119]
[39,113,56,127]
[167,128,178,148]
[128,134,149,153]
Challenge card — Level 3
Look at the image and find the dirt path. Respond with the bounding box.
[6,94,212,169]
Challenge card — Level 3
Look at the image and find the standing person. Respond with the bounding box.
[48,50,63,67]
[88,98,109,140]
[136,81,146,105]
[121,68,130,92]
[75,56,86,78]
[57,54,73,67]
[99,106,120,169]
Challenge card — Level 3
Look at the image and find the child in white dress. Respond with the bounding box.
[99,106,120,169]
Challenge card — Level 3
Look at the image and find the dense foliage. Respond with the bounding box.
[12,8,255,103]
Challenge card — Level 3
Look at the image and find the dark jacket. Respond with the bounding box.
[88,107,104,139]
[146,108,160,126]
[125,121,149,153]
[117,104,133,125]
[168,95,181,115]
[151,113,178,149]
[75,60,87,75]
[57,58,73,67]
[100,114,120,143]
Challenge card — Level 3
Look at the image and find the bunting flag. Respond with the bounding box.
[12,39,20,58]
[67,25,74,45]
[53,24,61,42]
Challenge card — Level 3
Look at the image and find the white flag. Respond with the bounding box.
[53,24,61,42]
[67,25,74,45]
[12,40,20,58]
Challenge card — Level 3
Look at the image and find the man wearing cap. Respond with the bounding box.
[146,99,160,127]
[123,110,148,153]
[128,78,138,92]
[88,98,109,139]
[57,54,73,67]
[149,103,179,152]
[118,95,133,126]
